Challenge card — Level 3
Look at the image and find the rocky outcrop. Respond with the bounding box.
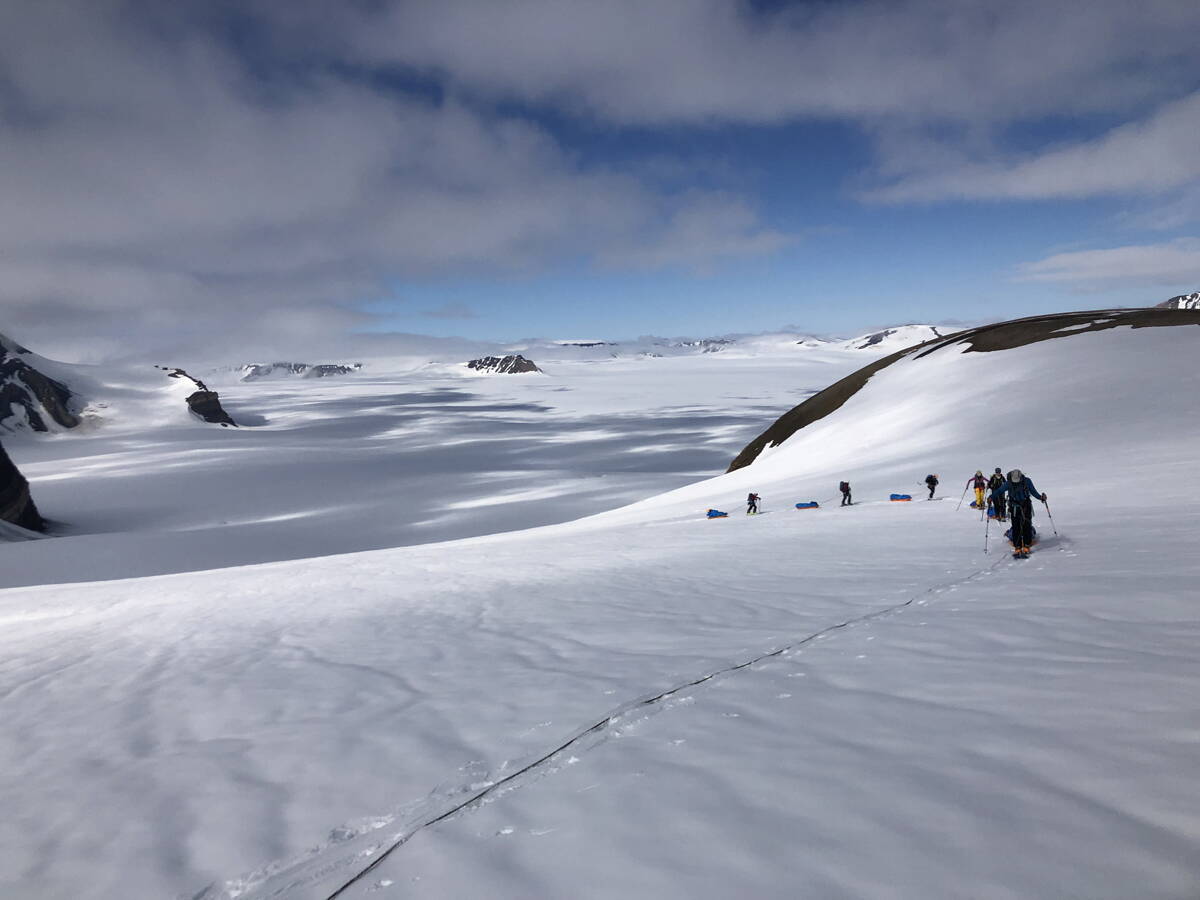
[0,439,43,531]
[1158,292,1200,310]
[156,367,237,426]
[729,307,1200,472]
[466,354,542,374]
[304,364,357,378]
[0,332,79,432]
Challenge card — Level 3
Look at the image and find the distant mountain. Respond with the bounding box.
[466,354,543,374]
[1158,292,1200,310]
[0,438,43,531]
[240,361,362,381]
[838,325,942,351]
[0,331,81,433]
[513,328,948,361]
[674,338,735,353]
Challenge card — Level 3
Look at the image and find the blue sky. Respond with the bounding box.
[2,1,1198,358]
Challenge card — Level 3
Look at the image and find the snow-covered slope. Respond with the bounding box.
[1,311,1197,899]
[730,307,1194,471]
[835,323,942,352]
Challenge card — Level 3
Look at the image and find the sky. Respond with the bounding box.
[2,0,1199,362]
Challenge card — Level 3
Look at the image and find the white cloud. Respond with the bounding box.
[342,0,1200,126]
[0,2,790,360]
[1017,238,1200,289]
[596,193,795,272]
[867,92,1200,203]
[421,303,480,320]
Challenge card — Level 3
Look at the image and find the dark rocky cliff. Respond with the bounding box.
[0,439,43,531]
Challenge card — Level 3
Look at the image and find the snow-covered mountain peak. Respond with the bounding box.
[1158,291,1200,309]
[837,324,943,351]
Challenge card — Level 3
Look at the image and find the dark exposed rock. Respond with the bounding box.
[729,307,1200,472]
[156,366,237,426]
[466,354,542,374]
[0,334,79,432]
[0,439,43,531]
[1158,292,1200,310]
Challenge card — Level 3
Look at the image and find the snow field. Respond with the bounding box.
[2,349,856,588]
[0,324,1197,898]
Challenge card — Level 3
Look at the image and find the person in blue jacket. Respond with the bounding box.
[993,469,1047,557]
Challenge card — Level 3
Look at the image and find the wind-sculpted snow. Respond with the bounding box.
[1,323,1198,899]
[729,307,1200,471]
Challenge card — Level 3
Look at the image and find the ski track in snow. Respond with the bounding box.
[209,529,1072,900]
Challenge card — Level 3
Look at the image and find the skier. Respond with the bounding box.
[924,473,939,499]
[993,469,1047,558]
[747,492,760,515]
[987,467,1007,521]
[839,480,852,506]
[967,470,987,509]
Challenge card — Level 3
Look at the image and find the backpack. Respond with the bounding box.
[925,474,937,484]
[839,481,849,492]
[1006,475,1031,502]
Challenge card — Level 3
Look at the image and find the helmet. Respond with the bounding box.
[994,467,1002,474]
[1008,469,1023,482]
[975,470,982,476]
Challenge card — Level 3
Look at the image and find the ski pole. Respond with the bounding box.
[1042,498,1058,536]
[984,510,990,553]
[956,483,970,511]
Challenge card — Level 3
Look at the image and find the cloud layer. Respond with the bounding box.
[2,1,1197,359]
[1019,238,1200,290]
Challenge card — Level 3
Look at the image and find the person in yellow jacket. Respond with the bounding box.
[968,470,987,509]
